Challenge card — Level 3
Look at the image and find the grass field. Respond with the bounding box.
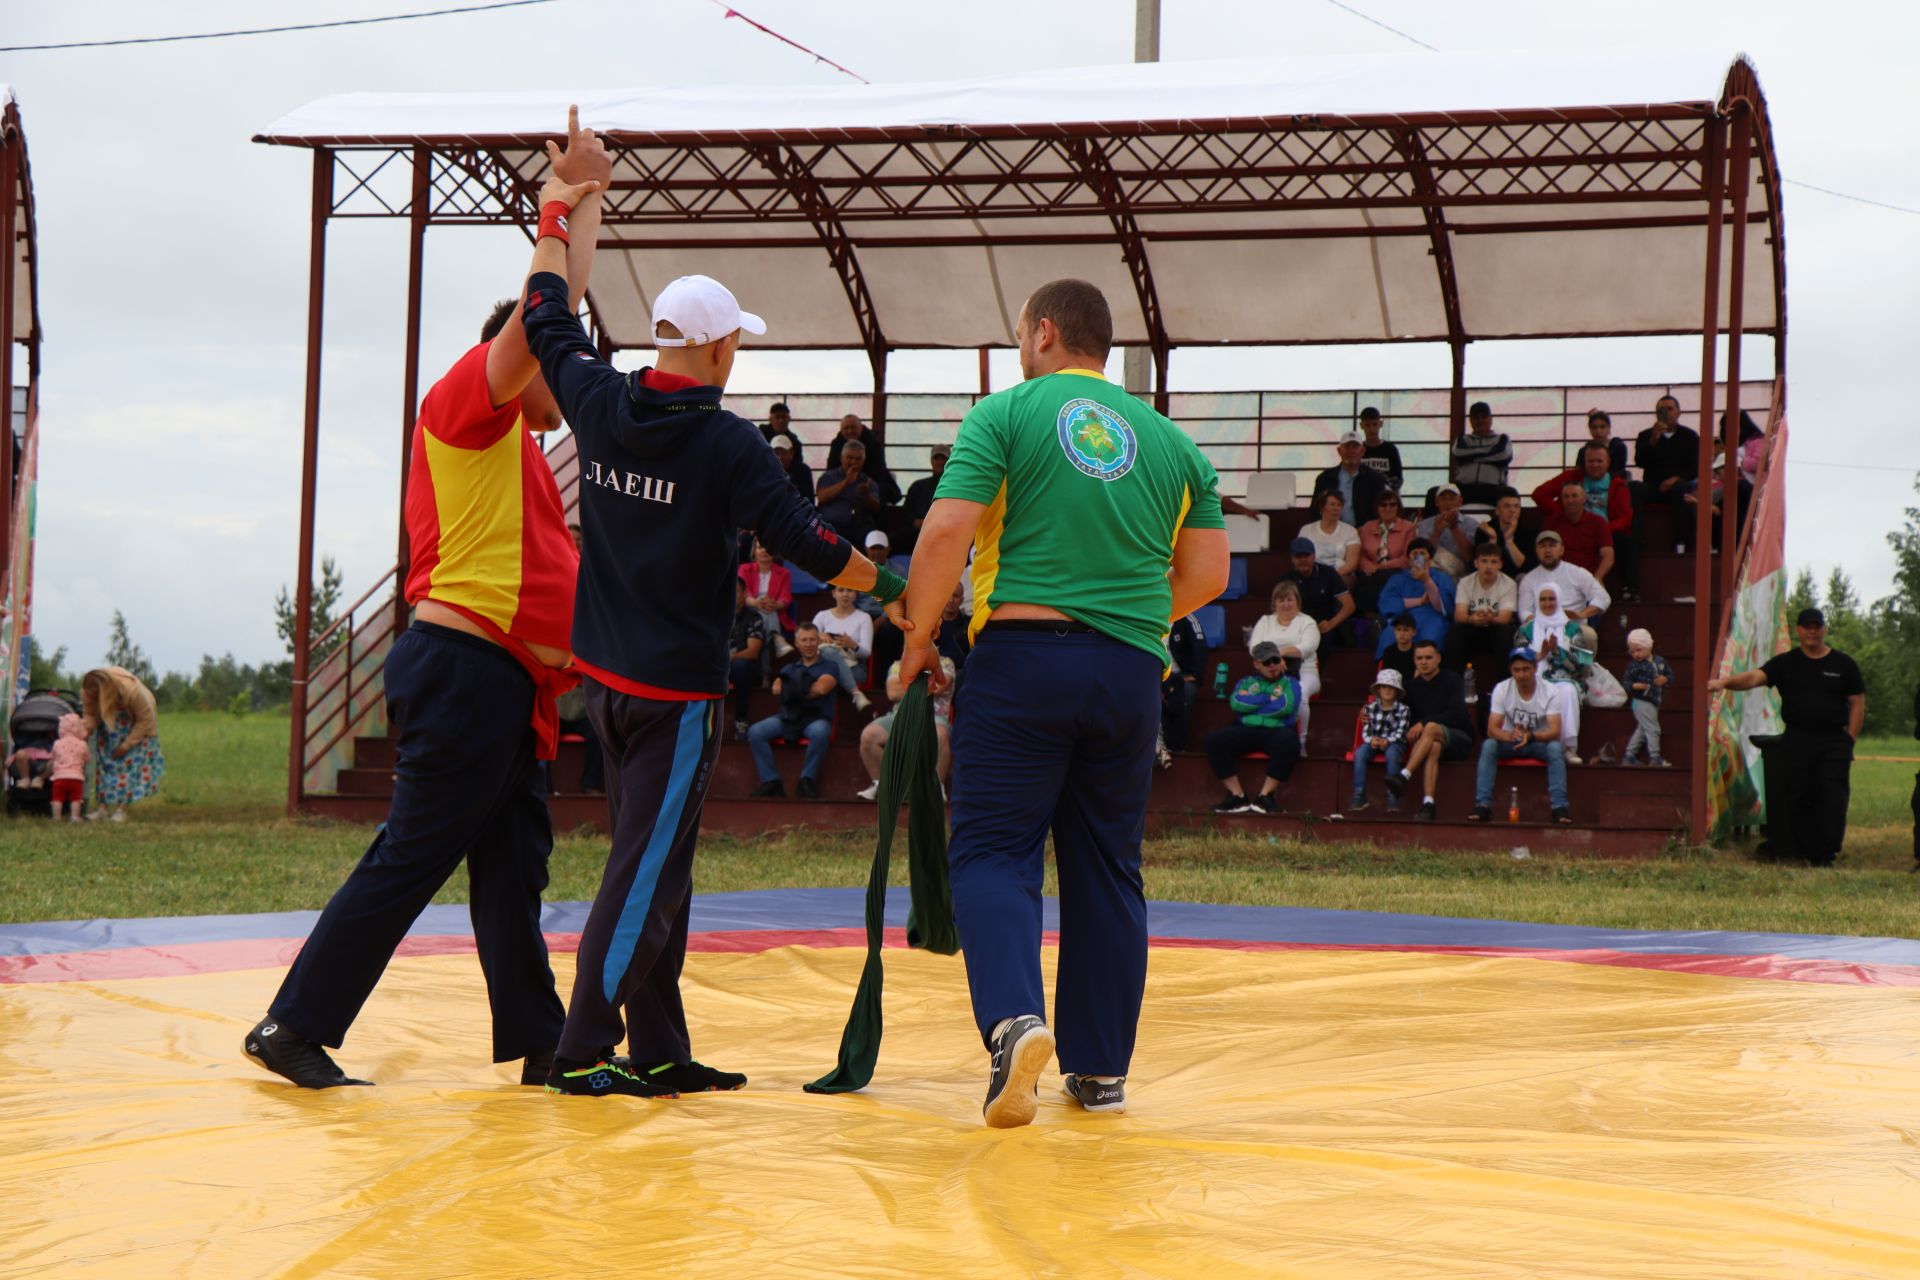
[0,712,1914,939]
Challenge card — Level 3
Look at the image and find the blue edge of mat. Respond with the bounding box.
[2,889,1916,967]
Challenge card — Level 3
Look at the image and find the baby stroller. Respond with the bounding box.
[7,689,83,817]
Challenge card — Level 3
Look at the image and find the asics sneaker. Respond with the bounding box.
[617,1059,748,1093]
[982,1015,1055,1129]
[1061,1074,1127,1114]
[243,1018,372,1089]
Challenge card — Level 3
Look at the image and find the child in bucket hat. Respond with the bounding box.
[1350,667,1413,813]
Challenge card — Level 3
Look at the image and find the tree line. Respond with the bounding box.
[27,556,346,715]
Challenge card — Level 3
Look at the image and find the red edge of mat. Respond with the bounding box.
[5,928,1919,988]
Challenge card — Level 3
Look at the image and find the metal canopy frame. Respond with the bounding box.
[258,59,1788,842]
[2,98,42,666]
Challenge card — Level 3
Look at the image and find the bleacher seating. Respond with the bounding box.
[1218,559,1249,602]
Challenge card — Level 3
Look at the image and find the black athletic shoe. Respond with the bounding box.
[617,1059,748,1093]
[1061,1074,1127,1114]
[243,1018,372,1089]
[797,776,820,799]
[1349,795,1371,813]
[520,1049,556,1086]
[1418,800,1437,821]
[1250,793,1283,816]
[1551,806,1574,825]
[1210,793,1253,815]
[545,1053,680,1099]
[1384,769,1407,799]
[1467,805,1492,823]
[752,780,786,798]
[982,1014,1055,1129]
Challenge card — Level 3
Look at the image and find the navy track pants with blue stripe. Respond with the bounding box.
[557,680,723,1062]
[947,627,1163,1078]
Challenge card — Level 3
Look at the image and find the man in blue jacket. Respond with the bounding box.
[517,215,907,1098]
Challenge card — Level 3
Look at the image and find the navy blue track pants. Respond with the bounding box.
[947,626,1162,1078]
[271,622,566,1062]
[557,681,723,1062]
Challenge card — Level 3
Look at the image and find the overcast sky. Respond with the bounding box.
[5,0,1917,671]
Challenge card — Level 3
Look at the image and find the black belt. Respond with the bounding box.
[982,618,1099,636]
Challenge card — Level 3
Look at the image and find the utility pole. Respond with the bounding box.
[1123,0,1159,398]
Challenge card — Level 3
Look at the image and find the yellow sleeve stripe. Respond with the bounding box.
[966,480,1010,649]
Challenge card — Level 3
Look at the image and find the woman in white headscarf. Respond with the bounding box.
[1512,585,1592,763]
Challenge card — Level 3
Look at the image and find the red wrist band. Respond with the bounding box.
[537,200,571,245]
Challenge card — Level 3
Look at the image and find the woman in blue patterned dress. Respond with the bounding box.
[81,667,165,821]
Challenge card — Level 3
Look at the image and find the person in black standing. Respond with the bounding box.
[1632,394,1699,550]
[1356,407,1403,493]
[1710,607,1866,866]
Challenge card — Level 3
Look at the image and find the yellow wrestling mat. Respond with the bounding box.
[4,944,1919,1278]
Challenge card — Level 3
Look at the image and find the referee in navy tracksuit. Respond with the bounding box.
[900,279,1228,1127]
[518,254,907,1097]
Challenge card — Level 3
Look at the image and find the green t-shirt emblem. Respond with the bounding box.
[1057,398,1137,480]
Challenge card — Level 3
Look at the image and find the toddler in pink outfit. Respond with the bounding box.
[49,713,90,821]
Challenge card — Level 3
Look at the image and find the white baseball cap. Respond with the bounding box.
[769,433,797,452]
[864,530,891,549]
[651,275,767,348]
[1338,430,1366,446]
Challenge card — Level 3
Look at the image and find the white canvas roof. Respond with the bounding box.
[258,50,1782,352]
[2,86,33,354]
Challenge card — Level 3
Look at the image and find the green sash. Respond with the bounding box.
[804,677,958,1094]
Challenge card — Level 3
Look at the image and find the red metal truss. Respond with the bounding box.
[1063,136,1169,409]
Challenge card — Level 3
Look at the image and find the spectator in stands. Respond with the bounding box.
[728,578,767,741]
[1539,478,1615,583]
[1414,482,1482,579]
[1621,627,1673,768]
[826,414,902,506]
[1278,536,1356,639]
[1633,394,1699,550]
[746,623,838,799]
[1452,400,1513,503]
[1474,488,1534,578]
[856,656,958,801]
[1446,541,1517,690]
[860,529,907,681]
[1387,639,1472,822]
[1374,538,1456,660]
[1162,611,1207,754]
[1685,410,1764,547]
[1511,585,1591,764]
[769,433,814,503]
[1468,647,1573,825]
[1349,667,1412,814]
[934,583,972,675]
[739,539,795,659]
[80,666,164,822]
[1354,489,1416,616]
[811,585,875,712]
[1586,408,1629,478]
[903,443,949,545]
[1249,579,1322,745]
[762,401,794,453]
[1358,406,1403,491]
[815,439,883,543]
[1304,489,1362,585]
[1205,642,1301,816]
[1312,431,1386,526]
[1377,612,1420,683]
[1517,529,1611,639]
[1534,443,1634,597]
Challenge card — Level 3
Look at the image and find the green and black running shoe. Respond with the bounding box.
[616,1059,748,1093]
[545,1054,680,1099]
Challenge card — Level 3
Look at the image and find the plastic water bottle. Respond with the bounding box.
[1213,662,1230,698]
[1462,666,1478,705]
[1508,786,1520,824]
